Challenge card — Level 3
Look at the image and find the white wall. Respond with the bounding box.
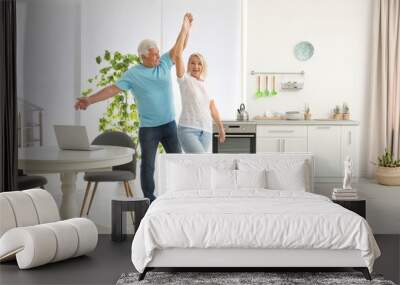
[246,0,372,118]
[246,0,373,175]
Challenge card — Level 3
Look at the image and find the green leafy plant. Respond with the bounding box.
[81,50,164,155]
[377,149,400,167]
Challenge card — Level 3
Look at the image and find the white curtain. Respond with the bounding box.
[367,0,400,176]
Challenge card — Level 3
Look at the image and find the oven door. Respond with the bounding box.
[212,133,256,153]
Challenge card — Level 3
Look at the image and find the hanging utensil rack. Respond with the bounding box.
[250,71,305,75]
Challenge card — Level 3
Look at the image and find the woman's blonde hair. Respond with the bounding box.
[187,53,208,80]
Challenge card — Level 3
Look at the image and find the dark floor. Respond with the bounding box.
[0,235,399,285]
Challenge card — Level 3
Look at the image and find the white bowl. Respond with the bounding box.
[286,111,302,120]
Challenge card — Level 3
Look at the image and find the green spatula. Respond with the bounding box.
[270,75,278,96]
[263,76,270,97]
[255,76,263,97]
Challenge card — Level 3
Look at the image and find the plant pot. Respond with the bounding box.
[343,113,350,120]
[375,166,400,186]
[333,113,342,120]
[304,113,312,120]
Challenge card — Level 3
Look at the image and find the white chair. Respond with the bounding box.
[0,189,98,269]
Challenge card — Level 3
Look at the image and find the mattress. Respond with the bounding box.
[131,190,380,273]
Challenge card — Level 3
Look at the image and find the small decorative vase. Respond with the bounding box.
[304,113,312,120]
[333,113,342,120]
[343,113,350,120]
[375,166,400,186]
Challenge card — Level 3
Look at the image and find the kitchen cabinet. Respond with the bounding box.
[256,126,308,153]
[257,125,307,137]
[283,138,308,152]
[256,138,281,152]
[308,126,342,178]
[254,122,359,181]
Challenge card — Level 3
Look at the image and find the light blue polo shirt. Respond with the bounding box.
[115,52,175,127]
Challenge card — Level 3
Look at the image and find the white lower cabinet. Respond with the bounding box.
[282,137,308,152]
[256,137,281,152]
[256,126,308,153]
[308,126,342,178]
[256,124,359,181]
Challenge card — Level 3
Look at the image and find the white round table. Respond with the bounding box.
[18,145,135,219]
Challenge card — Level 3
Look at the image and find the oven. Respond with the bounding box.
[212,123,256,153]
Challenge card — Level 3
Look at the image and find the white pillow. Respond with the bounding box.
[212,168,237,190]
[237,158,309,191]
[266,164,306,191]
[236,169,267,189]
[167,163,212,191]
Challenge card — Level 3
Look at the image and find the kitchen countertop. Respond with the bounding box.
[221,120,359,126]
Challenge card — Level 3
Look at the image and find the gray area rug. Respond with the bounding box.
[116,272,396,285]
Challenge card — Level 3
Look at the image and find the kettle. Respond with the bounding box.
[237,103,249,121]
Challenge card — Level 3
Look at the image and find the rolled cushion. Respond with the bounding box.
[42,221,79,262]
[0,218,98,269]
[24,189,60,223]
[0,226,57,269]
[65,218,98,257]
[0,191,39,227]
[0,196,17,237]
[84,170,134,182]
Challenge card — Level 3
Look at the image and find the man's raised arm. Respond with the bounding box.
[74,85,121,110]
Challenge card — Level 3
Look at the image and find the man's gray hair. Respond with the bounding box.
[137,39,158,62]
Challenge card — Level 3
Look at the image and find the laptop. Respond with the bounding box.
[54,125,102,151]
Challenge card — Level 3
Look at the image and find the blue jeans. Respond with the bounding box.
[139,121,181,202]
[177,125,212,153]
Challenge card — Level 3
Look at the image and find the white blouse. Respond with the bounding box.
[177,73,213,133]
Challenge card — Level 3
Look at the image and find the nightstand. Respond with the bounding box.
[332,199,366,219]
[111,198,150,242]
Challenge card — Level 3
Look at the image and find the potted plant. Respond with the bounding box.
[304,104,311,120]
[342,103,350,120]
[375,149,400,186]
[333,105,342,120]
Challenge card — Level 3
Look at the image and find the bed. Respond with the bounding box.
[131,153,380,280]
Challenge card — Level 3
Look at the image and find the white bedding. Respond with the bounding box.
[131,190,380,273]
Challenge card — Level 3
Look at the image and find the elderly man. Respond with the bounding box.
[75,13,193,202]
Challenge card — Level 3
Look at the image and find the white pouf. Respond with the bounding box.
[0,189,98,269]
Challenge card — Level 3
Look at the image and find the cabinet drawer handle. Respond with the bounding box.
[316,126,331,129]
[348,131,352,145]
[216,134,255,138]
[268,130,295,133]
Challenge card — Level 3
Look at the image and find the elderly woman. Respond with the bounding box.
[175,52,225,153]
